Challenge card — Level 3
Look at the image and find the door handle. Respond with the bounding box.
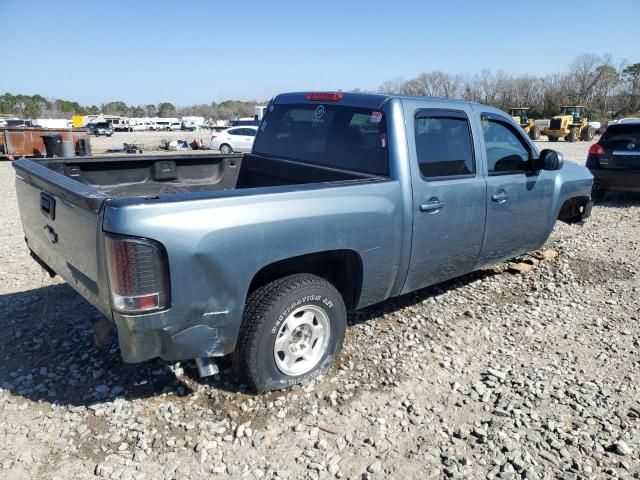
[491,192,510,203]
[420,200,444,212]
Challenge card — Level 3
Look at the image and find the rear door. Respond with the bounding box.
[402,106,487,293]
[474,111,554,266]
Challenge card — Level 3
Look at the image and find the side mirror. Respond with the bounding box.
[538,149,564,171]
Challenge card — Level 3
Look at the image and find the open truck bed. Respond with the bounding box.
[12,152,390,353]
[18,153,379,202]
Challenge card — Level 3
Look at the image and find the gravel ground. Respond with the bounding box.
[1,139,639,479]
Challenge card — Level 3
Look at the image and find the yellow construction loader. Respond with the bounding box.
[543,106,595,142]
[509,107,541,140]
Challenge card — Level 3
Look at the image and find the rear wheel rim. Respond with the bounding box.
[273,305,330,376]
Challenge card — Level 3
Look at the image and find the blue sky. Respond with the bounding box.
[2,0,639,106]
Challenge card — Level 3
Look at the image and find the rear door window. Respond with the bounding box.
[414,110,475,179]
[253,103,389,176]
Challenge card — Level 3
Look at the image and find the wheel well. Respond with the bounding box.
[248,250,363,311]
[558,196,590,224]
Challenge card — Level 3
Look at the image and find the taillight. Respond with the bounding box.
[105,235,170,314]
[589,144,606,156]
[306,92,343,101]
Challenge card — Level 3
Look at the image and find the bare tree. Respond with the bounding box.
[378,78,405,94]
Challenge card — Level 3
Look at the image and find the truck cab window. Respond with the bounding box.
[414,113,475,179]
[253,104,389,176]
[482,119,530,174]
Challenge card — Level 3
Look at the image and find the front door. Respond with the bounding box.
[474,111,555,267]
[402,108,487,294]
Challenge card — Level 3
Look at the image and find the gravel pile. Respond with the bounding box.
[1,140,638,479]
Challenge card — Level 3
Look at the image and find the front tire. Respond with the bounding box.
[529,126,540,140]
[567,127,579,142]
[582,126,595,141]
[220,144,232,154]
[233,274,347,393]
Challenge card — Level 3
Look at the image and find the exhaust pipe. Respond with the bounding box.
[195,357,219,377]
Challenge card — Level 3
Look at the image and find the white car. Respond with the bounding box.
[209,126,258,153]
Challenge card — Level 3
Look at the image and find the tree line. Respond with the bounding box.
[2,53,638,121]
[372,54,639,120]
[0,95,261,121]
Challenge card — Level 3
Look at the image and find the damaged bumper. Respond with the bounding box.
[113,310,235,363]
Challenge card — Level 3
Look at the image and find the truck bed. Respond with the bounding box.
[12,151,392,327]
[30,153,379,199]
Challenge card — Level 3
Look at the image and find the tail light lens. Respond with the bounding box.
[105,235,170,314]
[589,144,606,156]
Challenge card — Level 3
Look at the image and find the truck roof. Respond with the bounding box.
[273,91,506,116]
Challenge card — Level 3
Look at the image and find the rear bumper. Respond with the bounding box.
[31,252,232,364]
[29,249,231,363]
[114,311,232,363]
[590,168,640,192]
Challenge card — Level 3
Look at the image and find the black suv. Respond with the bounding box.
[587,120,640,200]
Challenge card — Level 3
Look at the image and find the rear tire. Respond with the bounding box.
[529,126,540,140]
[220,144,232,154]
[582,126,595,141]
[233,274,347,393]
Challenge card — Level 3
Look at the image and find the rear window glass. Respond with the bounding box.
[95,122,110,128]
[253,103,389,176]
[602,124,640,144]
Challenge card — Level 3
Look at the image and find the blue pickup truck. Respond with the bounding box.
[13,92,593,392]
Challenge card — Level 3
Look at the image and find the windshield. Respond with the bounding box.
[253,103,389,176]
[561,107,582,116]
